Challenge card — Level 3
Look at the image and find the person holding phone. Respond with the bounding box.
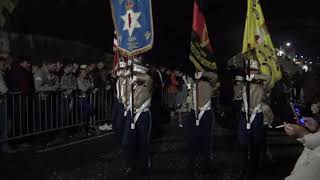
[284,115,320,180]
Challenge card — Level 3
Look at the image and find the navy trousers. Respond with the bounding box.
[0,100,7,139]
[111,101,125,141]
[122,110,152,170]
[183,110,214,161]
[79,98,94,124]
[238,112,264,179]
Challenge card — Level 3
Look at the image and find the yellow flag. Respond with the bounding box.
[242,0,282,87]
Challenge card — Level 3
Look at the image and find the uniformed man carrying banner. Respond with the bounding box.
[184,71,218,172]
[109,0,154,175]
[238,58,271,180]
[121,57,153,176]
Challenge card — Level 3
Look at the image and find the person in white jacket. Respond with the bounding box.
[284,114,320,180]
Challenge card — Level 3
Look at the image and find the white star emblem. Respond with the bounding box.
[121,9,141,37]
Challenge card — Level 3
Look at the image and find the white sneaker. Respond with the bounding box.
[99,124,113,131]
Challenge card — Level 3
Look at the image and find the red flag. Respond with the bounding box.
[192,1,213,53]
[189,0,216,72]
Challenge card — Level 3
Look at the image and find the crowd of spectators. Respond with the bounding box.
[0,54,205,152]
[0,54,115,152]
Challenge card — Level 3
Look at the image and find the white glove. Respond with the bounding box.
[124,70,131,77]
[93,88,99,93]
[187,83,191,90]
[131,76,138,84]
[116,70,123,77]
[246,74,255,81]
[106,85,111,91]
[194,72,203,79]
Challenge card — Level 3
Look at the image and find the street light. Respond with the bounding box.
[286,42,291,47]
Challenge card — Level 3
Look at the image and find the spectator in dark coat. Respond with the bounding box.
[7,57,34,95]
[55,59,65,80]
[93,61,109,89]
[72,61,79,77]
[0,56,11,152]
[7,56,35,135]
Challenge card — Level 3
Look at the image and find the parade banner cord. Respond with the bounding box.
[242,0,282,87]
[110,0,154,57]
[113,30,119,69]
[189,0,216,72]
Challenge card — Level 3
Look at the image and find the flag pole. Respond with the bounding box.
[129,57,135,129]
[195,70,199,126]
[246,50,251,129]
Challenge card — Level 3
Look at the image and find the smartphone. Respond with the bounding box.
[290,103,305,126]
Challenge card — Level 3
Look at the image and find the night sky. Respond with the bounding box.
[5,0,320,67]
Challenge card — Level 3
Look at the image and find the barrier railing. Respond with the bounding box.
[0,82,188,143]
[0,89,115,143]
[161,84,188,112]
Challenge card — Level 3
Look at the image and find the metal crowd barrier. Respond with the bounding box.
[0,82,188,143]
[0,89,115,143]
[161,83,188,112]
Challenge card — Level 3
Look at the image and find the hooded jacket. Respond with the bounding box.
[286,131,320,180]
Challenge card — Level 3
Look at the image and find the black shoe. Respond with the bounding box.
[124,166,138,177]
[185,160,196,173]
[239,171,254,180]
[200,160,211,174]
[239,171,246,180]
[46,137,64,146]
[0,143,15,154]
[138,167,151,177]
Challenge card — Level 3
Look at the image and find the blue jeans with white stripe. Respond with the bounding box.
[111,101,125,142]
[122,110,152,171]
[183,110,214,161]
[0,100,7,140]
[238,112,264,179]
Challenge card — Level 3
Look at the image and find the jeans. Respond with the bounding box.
[122,110,152,170]
[111,101,125,141]
[79,98,94,124]
[183,110,214,161]
[238,112,264,179]
[0,99,8,140]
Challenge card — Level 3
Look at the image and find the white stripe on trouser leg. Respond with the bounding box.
[196,100,211,126]
[133,98,151,129]
[147,111,152,168]
[210,109,215,160]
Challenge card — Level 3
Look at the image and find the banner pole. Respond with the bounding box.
[129,58,134,129]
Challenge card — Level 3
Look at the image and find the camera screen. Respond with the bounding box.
[294,105,305,125]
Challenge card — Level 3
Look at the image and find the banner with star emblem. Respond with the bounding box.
[242,0,282,87]
[110,0,154,57]
[189,0,216,72]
